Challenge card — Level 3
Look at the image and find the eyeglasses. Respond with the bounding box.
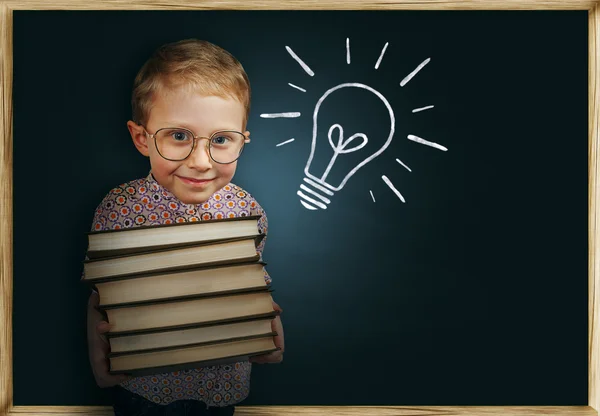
[142,126,249,164]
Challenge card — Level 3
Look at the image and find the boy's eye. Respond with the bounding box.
[158,129,193,142]
[211,135,230,145]
[171,130,191,141]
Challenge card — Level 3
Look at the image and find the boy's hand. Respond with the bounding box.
[87,291,132,387]
[250,301,284,364]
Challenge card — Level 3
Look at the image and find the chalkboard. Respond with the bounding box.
[6,6,594,413]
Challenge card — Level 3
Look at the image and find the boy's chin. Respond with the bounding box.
[171,183,227,205]
[174,191,214,205]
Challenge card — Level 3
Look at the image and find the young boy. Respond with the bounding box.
[85,39,284,415]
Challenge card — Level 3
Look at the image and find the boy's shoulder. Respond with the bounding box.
[102,177,149,199]
[201,182,264,213]
[220,183,255,200]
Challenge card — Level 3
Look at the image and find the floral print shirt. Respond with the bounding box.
[87,172,271,406]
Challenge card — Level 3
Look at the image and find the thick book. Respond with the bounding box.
[108,316,276,355]
[86,215,261,259]
[94,261,268,308]
[82,235,263,282]
[103,288,275,336]
[108,335,279,376]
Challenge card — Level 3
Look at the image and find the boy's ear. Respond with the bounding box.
[127,121,150,157]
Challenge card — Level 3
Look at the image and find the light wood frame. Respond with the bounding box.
[1,1,598,415]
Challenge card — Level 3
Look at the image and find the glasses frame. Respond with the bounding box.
[141,126,249,164]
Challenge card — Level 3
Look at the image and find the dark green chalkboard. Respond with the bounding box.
[12,10,588,406]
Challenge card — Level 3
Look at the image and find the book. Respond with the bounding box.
[108,335,279,376]
[103,289,275,336]
[82,235,263,282]
[108,316,276,355]
[86,215,261,259]
[94,261,268,308]
[83,215,278,377]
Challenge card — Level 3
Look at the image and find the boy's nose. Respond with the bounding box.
[186,139,213,170]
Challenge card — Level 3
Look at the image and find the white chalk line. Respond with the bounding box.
[288,83,307,92]
[400,57,431,87]
[346,38,351,64]
[260,112,301,118]
[382,175,405,203]
[370,190,376,203]
[300,184,331,204]
[297,191,328,209]
[407,134,448,151]
[374,42,389,70]
[412,105,434,113]
[303,177,335,196]
[300,200,318,210]
[305,83,395,192]
[286,46,315,76]
[276,138,295,147]
[396,158,412,172]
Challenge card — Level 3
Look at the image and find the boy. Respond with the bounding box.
[86,39,284,415]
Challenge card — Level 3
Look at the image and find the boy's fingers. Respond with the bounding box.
[250,351,283,364]
[96,321,112,336]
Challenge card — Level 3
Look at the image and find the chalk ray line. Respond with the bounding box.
[346,38,351,64]
[260,112,301,118]
[400,57,431,87]
[276,138,295,147]
[288,83,307,92]
[375,42,389,70]
[412,105,434,113]
[396,158,412,172]
[286,46,315,76]
[382,175,406,203]
[407,134,448,151]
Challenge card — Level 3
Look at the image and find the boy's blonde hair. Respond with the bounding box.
[131,39,251,128]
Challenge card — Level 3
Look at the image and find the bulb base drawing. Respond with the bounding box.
[297,177,335,210]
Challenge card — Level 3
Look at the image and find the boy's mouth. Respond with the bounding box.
[176,175,214,186]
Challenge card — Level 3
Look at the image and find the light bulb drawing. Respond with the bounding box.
[260,39,449,211]
[298,83,395,210]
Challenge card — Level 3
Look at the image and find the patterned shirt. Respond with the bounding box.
[87,172,271,406]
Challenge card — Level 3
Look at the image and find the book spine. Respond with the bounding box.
[98,284,273,310]
[85,260,267,285]
[105,310,279,339]
[108,331,278,357]
[83,253,261,282]
[108,347,281,377]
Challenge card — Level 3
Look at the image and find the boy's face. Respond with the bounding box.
[128,87,247,205]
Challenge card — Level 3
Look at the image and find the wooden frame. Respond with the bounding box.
[0,1,598,415]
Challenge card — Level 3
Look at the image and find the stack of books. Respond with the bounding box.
[81,215,279,377]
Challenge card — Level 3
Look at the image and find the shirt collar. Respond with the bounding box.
[145,171,176,201]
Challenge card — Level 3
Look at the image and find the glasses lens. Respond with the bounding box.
[209,131,246,164]
[155,128,194,160]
